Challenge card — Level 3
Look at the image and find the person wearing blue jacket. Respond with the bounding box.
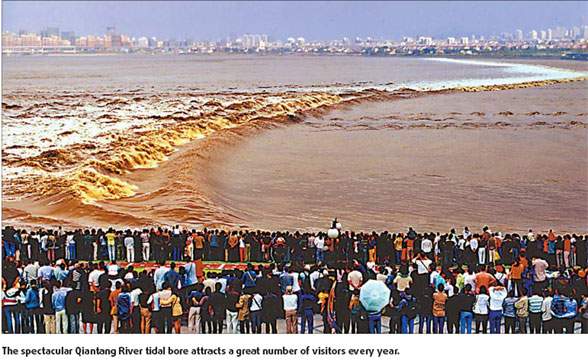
[117,284,133,333]
[398,288,419,334]
[51,281,71,334]
[24,280,42,333]
[550,289,577,334]
[279,266,294,294]
[298,284,317,334]
[242,263,258,294]
[163,263,179,290]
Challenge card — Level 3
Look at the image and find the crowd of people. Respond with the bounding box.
[2,225,588,334]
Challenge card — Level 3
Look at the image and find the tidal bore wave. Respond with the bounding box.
[2,58,587,228]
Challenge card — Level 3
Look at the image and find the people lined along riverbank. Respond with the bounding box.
[3,226,587,269]
[2,225,588,334]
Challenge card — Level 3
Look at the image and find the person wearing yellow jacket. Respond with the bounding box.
[160,291,182,334]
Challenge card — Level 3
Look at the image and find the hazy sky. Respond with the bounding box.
[3,1,587,40]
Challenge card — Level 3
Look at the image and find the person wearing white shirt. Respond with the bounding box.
[282,286,298,334]
[217,277,227,294]
[457,237,466,264]
[421,238,433,258]
[315,236,325,265]
[66,234,76,260]
[308,235,316,249]
[445,281,455,297]
[291,272,301,294]
[413,254,432,275]
[309,269,321,291]
[541,294,553,333]
[488,286,507,333]
[463,227,471,240]
[527,229,535,242]
[469,237,478,252]
[494,270,507,286]
[124,234,135,263]
[463,269,477,294]
[429,269,441,288]
[473,287,490,333]
[202,274,216,293]
[347,269,363,291]
[23,261,39,287]
[140,231,150,261]
[88,266,105,291]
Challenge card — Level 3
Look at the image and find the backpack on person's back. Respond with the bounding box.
[400,295,419,319]
[551,295,577,319]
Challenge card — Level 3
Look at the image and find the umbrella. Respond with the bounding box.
[359,279,391,312]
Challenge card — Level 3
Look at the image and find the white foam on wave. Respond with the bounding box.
[3,57,586,187]
[285,58,587,94]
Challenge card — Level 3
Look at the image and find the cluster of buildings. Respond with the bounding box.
[2,25,588,57]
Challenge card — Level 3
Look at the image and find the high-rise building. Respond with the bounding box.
[530,30,538,40]
[554,26,567,39]
[418,36,432,45]
[501,32,513,41]
[570,26,582,39]
[547,28,552,41]
[460,37,469,45]
[515,29,523,41]
[446,37,456,45]
[61,31,75,45]
[540,30,546,40]
[41,27,59,38]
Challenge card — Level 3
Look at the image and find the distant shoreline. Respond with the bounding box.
[2,51,587,61]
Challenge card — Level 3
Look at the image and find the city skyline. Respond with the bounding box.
[3,1,587,41]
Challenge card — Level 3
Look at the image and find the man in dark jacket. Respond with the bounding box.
[262,289,281,333]
[456,284,476,333]
[65,283,82,334]
[209,282,226,333]
[224,284,240,333]
[445,292,461,333]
